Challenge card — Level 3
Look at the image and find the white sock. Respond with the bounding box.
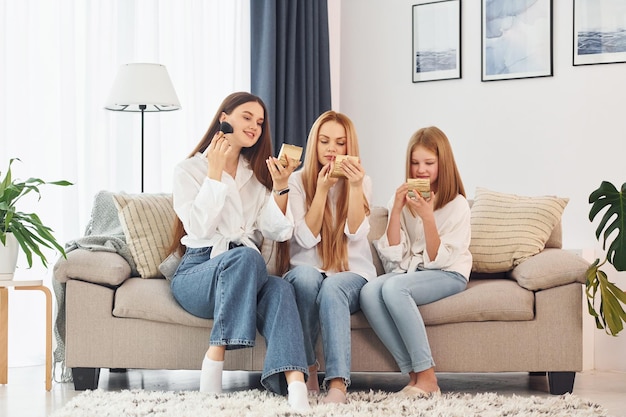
[199,356,223,394]
[287,380,311,411]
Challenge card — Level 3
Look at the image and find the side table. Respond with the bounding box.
[0,279,52,391]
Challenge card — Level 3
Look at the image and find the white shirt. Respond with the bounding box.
[375,193,472,280]
[288,170,377,280]
[172,153,294,258]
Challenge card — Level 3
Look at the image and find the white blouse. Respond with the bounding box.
[375,193,472,280]
[288,170,377,281]
[172,153,294,259]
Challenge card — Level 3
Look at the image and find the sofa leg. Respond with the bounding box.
[72,367,101,390]
[547,371,575,394]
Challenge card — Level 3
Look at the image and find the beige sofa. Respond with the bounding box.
[53,190,589,395]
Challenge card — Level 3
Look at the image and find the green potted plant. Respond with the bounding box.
[1,158,73,274]
[586,181,626,336]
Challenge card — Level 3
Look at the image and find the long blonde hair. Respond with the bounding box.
[169,92,291,274]
[405,126,465,210]
[300,111,370,272]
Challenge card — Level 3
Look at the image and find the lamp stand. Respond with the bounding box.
[140,104,146,193]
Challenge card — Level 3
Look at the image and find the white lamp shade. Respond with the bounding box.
[105,63,181,112]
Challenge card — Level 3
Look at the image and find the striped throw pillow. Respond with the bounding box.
[113,193,176,278]
[469,188,568,273]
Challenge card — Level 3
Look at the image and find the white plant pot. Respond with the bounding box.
[0,232,19,280]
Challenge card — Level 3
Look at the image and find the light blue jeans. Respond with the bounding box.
[283,265,367,388]
[359,269,467,374]
[170,246,308,395]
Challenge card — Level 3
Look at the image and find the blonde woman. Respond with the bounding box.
[284,111,376,404]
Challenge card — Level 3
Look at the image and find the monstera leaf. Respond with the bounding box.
[586,181,626,336]
[589,181,626,271]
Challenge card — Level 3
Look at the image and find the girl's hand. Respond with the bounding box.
[391,183,409,214]
[206,133,231,180]
[406,189,436,219]
[266,156,299,191]
[342,157,365,188]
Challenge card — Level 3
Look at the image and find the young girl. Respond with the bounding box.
[168,92,310,411]
[284,111,376,404]
[360,126,472,397]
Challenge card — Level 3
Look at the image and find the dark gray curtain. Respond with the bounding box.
[250,0,332,155]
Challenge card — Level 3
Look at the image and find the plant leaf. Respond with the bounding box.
[1,158,72,267]
[586,265,626,336]
[588,181,626,271]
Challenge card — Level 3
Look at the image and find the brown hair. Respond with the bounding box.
[405,126,465,210]
[168,92,290,274]
[300,111,370,272]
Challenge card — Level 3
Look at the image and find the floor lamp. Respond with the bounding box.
[105,63,181,192]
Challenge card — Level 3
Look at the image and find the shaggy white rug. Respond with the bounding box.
[50,389,609,417]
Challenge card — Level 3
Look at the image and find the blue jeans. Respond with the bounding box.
[170,246,308,395]
[283,265,367,388]
[359,269,466,374]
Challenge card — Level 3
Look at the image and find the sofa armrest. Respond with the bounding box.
[53,249,132,286]
[509,248,589,291]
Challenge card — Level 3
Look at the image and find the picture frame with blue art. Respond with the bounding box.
[481,0,553,81]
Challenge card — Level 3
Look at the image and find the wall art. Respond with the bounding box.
[412,0,461,83]
[481,0,553,81]
[574,0,626,66]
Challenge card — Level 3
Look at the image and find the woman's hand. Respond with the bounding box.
[316,163,339,193]
[266,156,299,191]
[206,133,231,180]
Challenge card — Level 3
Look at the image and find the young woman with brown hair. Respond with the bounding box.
[168,92,310,411]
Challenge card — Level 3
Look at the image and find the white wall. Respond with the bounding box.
[334,0,626,371]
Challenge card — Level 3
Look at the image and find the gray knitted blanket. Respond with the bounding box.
[52,191,137,382]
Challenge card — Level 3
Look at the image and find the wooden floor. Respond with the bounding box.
[0,366,625,416]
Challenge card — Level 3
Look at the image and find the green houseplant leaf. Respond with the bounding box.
[1,158,73,268]
[587,181,626,336]
[589,181,626,271]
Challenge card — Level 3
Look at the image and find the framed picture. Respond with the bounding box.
[481,0,553,81]
[573,0,626,66]
[412,0,461,83]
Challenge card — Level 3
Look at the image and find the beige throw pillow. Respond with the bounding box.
[113,193,176,278]
[510,248,589,291]
[469,187,568,273]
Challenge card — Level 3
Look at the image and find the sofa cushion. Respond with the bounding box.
[113,193,176,278]
[469,187,568,273]
[113,278,212,327]
[469,198,562,250]
[509,248,589,291]
[418,278,535,324]
[53,249,131,286]
[113,277,534,328]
